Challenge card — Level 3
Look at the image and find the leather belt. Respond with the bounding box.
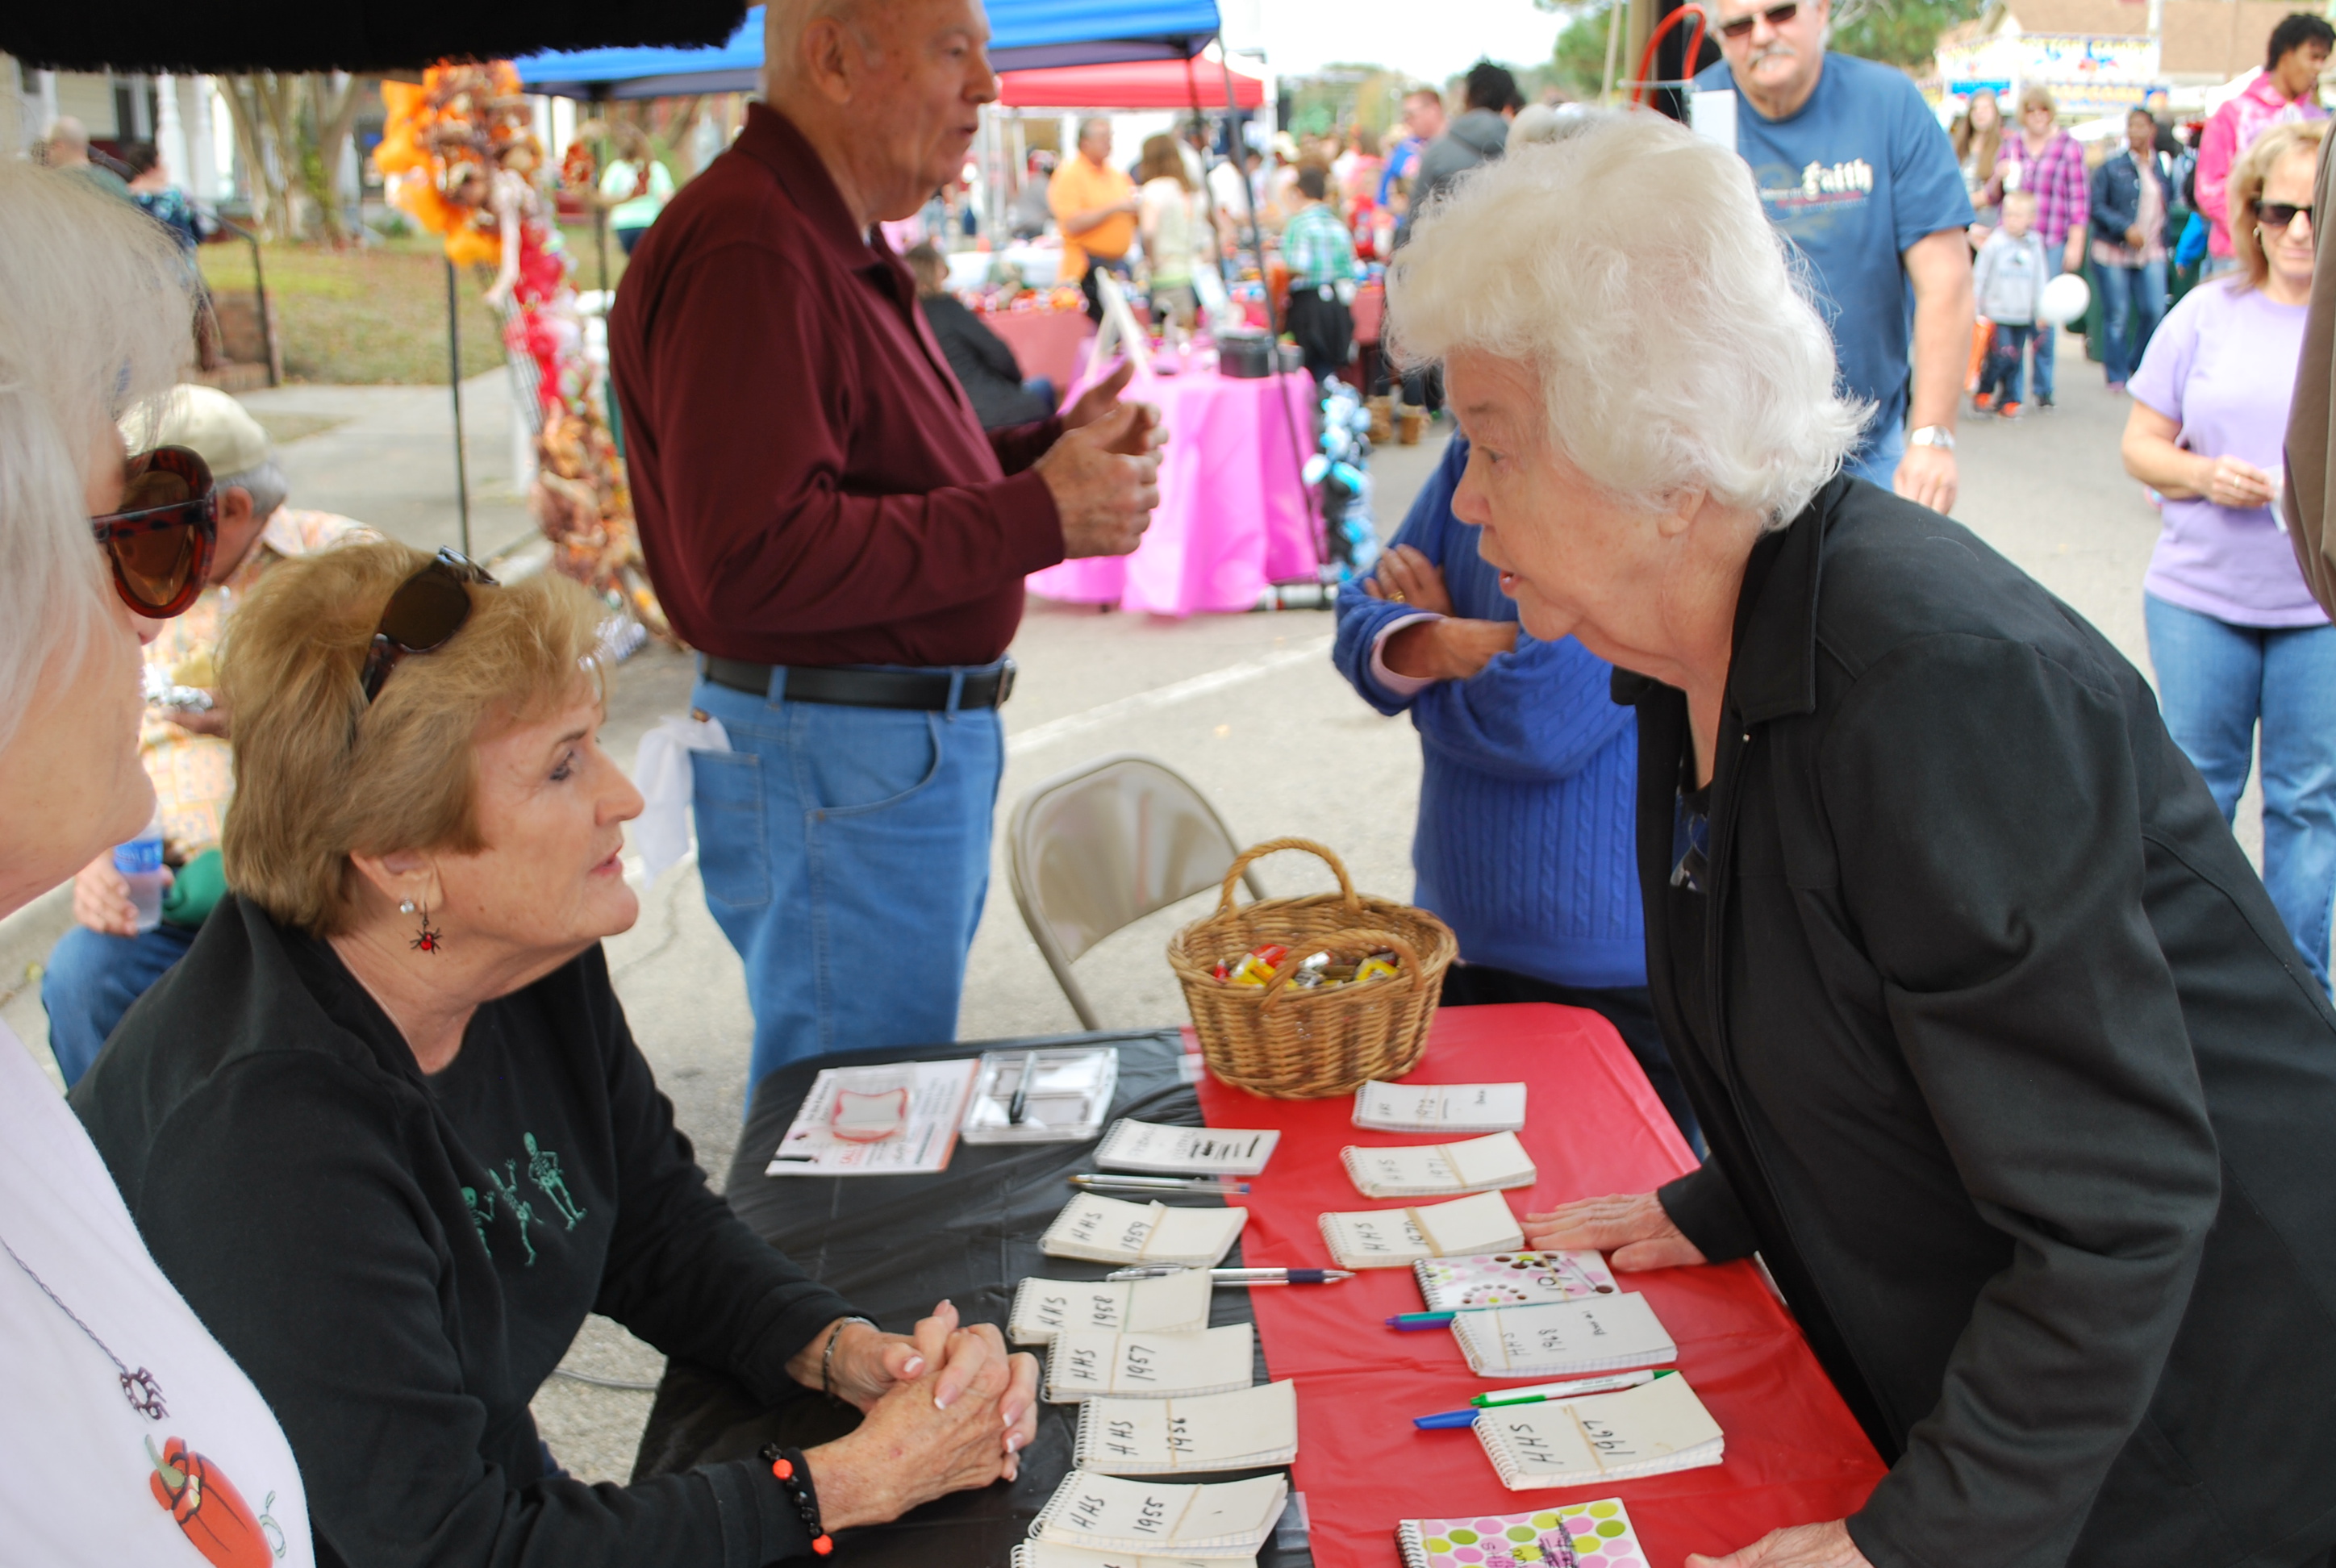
[702,656,1016,711]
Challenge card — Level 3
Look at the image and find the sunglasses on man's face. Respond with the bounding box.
[358,548,499,704]
[1719,2,1799,40]
[2257,199,2316,231]
[89,445,218,619]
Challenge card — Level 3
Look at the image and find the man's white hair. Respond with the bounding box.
[765,0,885,93]
[0,162,195,752]
[1388,111,1867,523]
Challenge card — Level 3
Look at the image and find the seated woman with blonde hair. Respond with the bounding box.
[73,541,1037,1566]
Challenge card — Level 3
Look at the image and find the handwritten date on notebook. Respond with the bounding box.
[1353,1081,1527,1133]
[1073,1379,1299,1474]
[1030,1471,1288,1559]
[1010,1270,1213,1345]
[1319,1190,1525,1269]
[1043,1324,1255,1403]
[1450,1293,1679,1378]
[1013,1545,1251,1568]
[1341,1131,1537,1199]
[1473,1373,1724,1490]
[1043,1193,1249,1266]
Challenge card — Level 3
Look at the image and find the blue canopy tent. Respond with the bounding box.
[513,2,1225,98]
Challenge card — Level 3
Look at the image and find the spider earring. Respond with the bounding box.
[403,898,444,954]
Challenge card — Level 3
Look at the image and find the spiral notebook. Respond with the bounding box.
[1450,1294,1678,1379]
[1044,1324,1257,1403]
[1413,1249,1621,1312]
[1097,1119,1280,1177]
[1319,1191,1525,1269]
[1015,1546,1252,1568]
[1396,1498,1645,1568]
[1342,1132,1537,1199]
[1011,1270,1215,1345]
[1473,1374,1723,1490]
[1354,1081,1528,1133]
[1043,1194,1249,1266]
[1074,1380,1299,1474]
[1030,1471,1289,1559]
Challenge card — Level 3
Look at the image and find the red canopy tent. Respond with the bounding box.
[995,56,1264,109]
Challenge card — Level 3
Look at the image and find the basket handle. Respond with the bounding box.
[1258,928,1424,1007]
[1213,836,1360,919]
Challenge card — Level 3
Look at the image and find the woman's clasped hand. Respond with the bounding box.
[796,1301,1041,1529]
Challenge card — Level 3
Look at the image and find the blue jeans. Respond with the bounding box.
[2095,258,2167,386]
[2145,594,2336,991]
[1977,323,2036,404]
[42,920,198,1086]
[1846,422,1904,490]
[2031,313,2057,402]
[688,665,1005,1099]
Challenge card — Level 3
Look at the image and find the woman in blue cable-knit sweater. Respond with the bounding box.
[1332,436,1698,1147]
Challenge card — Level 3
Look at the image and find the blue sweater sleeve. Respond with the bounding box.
[1331,436,1633,782]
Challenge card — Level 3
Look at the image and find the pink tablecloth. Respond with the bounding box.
[982,309,1092,390]
[1027,367,1320,616]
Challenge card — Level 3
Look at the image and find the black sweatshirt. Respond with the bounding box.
[73,895,857,1568]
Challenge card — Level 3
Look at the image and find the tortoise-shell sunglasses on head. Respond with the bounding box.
[89,444,218,619]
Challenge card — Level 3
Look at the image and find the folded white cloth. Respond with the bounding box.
[631,712,730,885]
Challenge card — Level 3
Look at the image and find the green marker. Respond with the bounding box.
[1470,1368,1669,1407]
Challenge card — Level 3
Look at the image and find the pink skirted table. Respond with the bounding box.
[1027,366,1319,617]
[982,308,1093,390]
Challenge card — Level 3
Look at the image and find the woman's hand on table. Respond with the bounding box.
[802,1309,1040,1530]
[1521,1191,1708,1271]
[1687,1520,1873,1568]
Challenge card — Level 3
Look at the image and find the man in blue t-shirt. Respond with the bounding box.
[1694,0,1975,511]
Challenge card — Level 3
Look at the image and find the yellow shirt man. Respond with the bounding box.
[1048,119,1137,286]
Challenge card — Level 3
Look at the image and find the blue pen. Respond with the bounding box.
[1412,1408,1482,1430]
[1387,1311,1456,1330]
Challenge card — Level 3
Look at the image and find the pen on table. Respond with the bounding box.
[1007,1049,1037,1124]
[1104,1266,1355,1285]
[1070,1173,1251,1195]
[1387,1311,1460,1330]
[1470,1369,1666,1407]
[1412,1408,1483,1430]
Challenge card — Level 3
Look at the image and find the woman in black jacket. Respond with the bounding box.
[1391,115,2336,1568]
[73,541,1039,1568]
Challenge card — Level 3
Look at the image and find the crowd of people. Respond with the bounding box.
[9,0,2336,1562]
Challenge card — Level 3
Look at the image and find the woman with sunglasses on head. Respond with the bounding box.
[70,537,1039,1568]
[2121,121,2336,995]
[0,163,320,1563]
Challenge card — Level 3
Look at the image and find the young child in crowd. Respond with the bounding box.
[1973,188,2051,419]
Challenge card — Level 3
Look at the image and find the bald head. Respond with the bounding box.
[46,117,91,169]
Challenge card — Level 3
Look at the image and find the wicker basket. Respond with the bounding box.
[1166,837,1457,1099]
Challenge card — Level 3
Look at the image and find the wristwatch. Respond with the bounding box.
[1908,426,1956,451]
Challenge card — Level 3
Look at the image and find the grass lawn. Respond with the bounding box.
[198,224,627,386]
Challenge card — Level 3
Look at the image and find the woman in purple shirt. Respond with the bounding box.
[2121,121,2335,990]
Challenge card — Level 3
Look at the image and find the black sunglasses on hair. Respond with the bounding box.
[2256,199,2316,231]
[1719,2,1798,40]
[90,445,218,619]
[358,548,498,704]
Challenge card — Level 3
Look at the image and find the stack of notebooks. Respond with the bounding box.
[1450,1295,1678,1378]
[1044,1324,1256,1403]
[1009,1271,1214,1345]
[1026,1471,1288,1561]
[1354,1081,1528,1133]
[1097,1119,1279,1177]
[1320,1191,1525,1270]
[1398,1497,1645,1568]
[1073,1380,1299,1474]
[1415,1249,1621,1310]
[1342,1132,1537,1199]
[1043,1194,1248,1268]
[1472,1374,1724,1489]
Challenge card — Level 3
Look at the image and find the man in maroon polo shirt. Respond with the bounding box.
[608,0,1161,1094]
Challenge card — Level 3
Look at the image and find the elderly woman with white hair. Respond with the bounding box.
[1391,114,2336,1565]
[0,164,319,1560]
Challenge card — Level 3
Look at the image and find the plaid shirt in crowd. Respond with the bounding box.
[1283,201,1362,290]
[1996,131,2090,248]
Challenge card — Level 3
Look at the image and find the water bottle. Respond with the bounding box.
[113,814,167,934]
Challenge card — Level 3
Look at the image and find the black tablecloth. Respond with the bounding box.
[633,1029,1314,1566]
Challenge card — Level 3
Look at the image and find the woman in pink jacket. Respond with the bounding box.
[2196,11,2332,268]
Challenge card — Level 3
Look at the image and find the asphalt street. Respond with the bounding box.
[5,327,2271,1483]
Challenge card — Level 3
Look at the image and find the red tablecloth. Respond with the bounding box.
[984,308,1092,389]
[1192,1003,1886,1568]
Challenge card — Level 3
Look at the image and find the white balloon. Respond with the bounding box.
[2041,271,2092,327]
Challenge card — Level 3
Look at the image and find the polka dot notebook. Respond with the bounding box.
[1397,1497,1645,1568]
